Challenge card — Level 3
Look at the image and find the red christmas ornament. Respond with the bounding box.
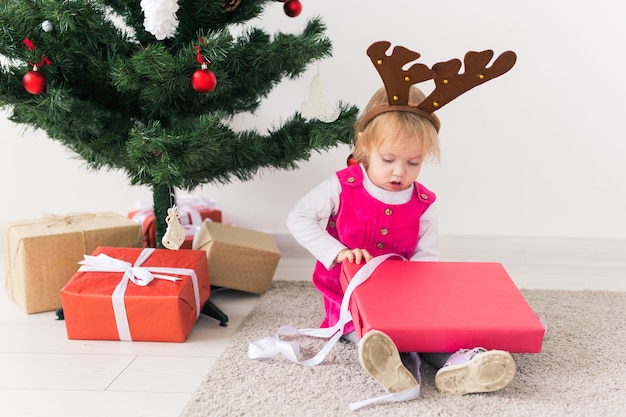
[23,68,47,95]
[191,66,217,93]
[192,41,217,94]
[283,0,302,17]
[22,39,51,95]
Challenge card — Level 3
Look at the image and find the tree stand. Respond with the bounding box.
[202,298,229,327]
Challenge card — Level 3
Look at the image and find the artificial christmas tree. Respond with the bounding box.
[0,0,358,246]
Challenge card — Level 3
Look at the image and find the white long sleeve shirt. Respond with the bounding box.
[286,165,440,270]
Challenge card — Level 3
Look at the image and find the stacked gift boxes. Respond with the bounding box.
[61,246,210,342]
[2,202,280,342]
[128,195,222,249]
[340,259,545,353]
[1,212,143,314]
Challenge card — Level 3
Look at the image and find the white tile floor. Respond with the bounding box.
[1,235,624,417]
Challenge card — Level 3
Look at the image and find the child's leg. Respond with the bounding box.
[358,330,419,393]
[433,348,516,395]
[420,352,453,369]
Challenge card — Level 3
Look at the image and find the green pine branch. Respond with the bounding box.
[125,103,359,189]
[0,0,359,246]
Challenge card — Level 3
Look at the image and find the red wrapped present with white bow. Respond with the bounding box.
[60,246,210,342]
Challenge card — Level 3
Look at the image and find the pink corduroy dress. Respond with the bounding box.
[311,164,435,334]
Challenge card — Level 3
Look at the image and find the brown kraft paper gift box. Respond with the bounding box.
[193,222,280,294]
[2,212,143,314]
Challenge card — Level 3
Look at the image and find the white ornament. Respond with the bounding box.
[161,206,186,250]
[41,20,53,33]
[140,0,180,40]
[301,74,341,123]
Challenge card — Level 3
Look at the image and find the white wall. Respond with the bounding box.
[1,0,625,239]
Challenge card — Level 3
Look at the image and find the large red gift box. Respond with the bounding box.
[60,246,210,342]
[340,260,544,353]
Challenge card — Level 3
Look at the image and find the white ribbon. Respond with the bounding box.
[248,254,400,366]
[178,205,207,248]
[248,253,421,410]
[78,248,202,341]
[176,195,217,210]
[130,200,154,227]
[348,385,421,411]
[248,253,403,364]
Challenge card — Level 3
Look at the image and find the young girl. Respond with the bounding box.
[286,86,516,399]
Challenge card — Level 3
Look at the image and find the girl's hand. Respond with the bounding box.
[335,248,372,264]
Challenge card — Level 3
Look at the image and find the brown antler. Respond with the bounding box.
[359,42,517,132]
[366,41,435,106]
[417,50,517,113]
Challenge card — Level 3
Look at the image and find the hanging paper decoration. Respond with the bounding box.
[140,0,180,40]
[161,206,186,250]
[192,40,217,93]
[22,39,51,95]
[301,74,340,123]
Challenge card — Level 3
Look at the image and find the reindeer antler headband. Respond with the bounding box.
[359,41,517,132]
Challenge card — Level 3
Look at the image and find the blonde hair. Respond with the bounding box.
[353,87,441,165]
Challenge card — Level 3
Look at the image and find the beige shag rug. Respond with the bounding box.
[180,281,626,417]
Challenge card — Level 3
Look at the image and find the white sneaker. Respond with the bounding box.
[358,330,419,393]
[435,348,516,395]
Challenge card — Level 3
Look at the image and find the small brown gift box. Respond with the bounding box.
[2,212,143,313]
[194,222,280,294]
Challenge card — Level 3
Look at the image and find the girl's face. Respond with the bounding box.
[365,137,424,191]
